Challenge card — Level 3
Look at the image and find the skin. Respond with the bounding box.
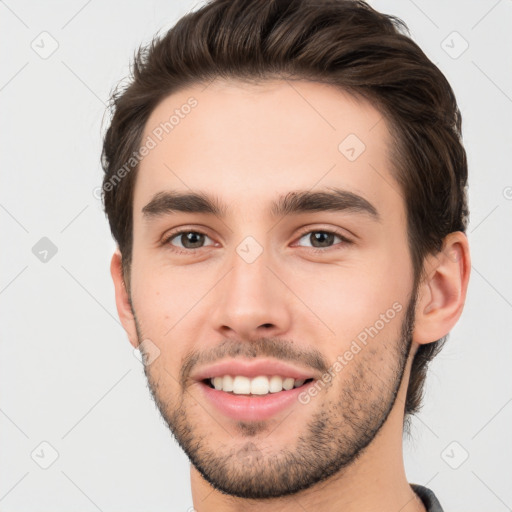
[110,79,470,512]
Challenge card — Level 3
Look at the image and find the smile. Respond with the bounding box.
[198,377,317,422]
[205,375,314,395]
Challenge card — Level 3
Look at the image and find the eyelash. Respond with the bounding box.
[162,227,353,255]
[296,228,353,253]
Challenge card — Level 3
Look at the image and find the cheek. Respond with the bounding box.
[132,262,207,323]
[129,275,181,369]
[287,253,410,342]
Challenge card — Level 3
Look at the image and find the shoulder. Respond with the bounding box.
[410,483,445,512]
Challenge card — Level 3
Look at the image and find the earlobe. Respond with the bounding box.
[412,232,471,345]
[110,249,139,349]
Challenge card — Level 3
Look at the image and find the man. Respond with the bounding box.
[101,1,470,510]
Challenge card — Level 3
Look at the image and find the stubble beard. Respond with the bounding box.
[134,293,416,499]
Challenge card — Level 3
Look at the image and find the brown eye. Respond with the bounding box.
[309,231,336,248]
[166,231,214,251]
[297,230,347,249]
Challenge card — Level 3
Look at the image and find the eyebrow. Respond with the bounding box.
[141,187,380,222]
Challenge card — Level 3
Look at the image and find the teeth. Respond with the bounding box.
[282,377,295,390]
[209,375,309,395]
[251,375,269,395]
[269,375,284,393]
[233,376,251,394]
[212,376,223,390]
[222,375,234,392]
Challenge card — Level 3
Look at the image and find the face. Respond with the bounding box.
[126,79,418,499]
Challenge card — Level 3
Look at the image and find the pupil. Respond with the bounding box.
[311,231,334,248]
[182,232,204,248]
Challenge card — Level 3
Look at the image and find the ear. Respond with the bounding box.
[110,248,139,349]
[413,231,471,345]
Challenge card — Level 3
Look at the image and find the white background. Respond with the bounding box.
[1,0,511,510]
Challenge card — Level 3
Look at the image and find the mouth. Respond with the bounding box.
[202,376,315,395]
[197,375,317,422]
[191,358,320,421]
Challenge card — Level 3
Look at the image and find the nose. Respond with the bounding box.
[210,244,293,341]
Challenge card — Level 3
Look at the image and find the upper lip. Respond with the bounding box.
[191,358,318,381]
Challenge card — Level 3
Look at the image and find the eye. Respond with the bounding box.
[162,228,353,255]
[295,229,352,250]
[164,230,215,252]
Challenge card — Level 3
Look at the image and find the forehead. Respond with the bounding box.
[133,78,402,222]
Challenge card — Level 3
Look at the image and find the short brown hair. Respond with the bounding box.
[101,0,469,425]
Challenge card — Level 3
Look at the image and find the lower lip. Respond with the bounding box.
[197,380,315,422]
